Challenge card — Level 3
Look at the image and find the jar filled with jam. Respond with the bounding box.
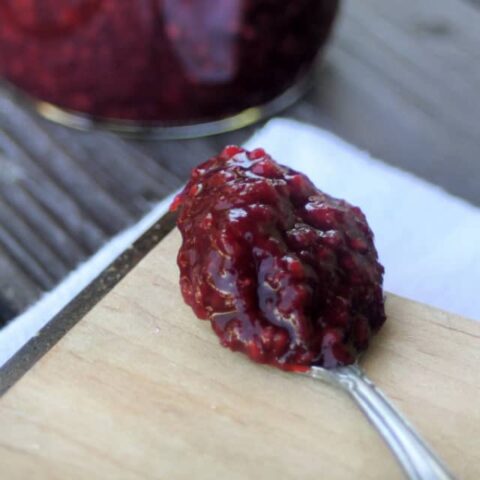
[0,1,339,137]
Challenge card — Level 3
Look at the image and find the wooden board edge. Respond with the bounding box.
[0,211,177,396]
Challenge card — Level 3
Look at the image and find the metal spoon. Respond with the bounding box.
[306,364,455,480]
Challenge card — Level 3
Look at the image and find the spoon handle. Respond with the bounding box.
[309,365,455,480]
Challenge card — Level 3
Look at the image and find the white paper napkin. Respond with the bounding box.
[1,119,479,367]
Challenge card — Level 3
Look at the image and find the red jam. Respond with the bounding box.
[172,147,386,370]
[0,1,339,123]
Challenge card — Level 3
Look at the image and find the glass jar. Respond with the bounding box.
[0,1,339,137]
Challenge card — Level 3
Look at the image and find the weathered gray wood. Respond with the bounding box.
[0,185,88,268]
[0,224,55,290]
[0,97,182,324]
[0,198,69,281]
[0,246,41,315]
[0,128,108,252]
[0,97,136,234]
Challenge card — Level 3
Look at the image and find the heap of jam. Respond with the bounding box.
[0,1,339,123]
[171,146,386,370]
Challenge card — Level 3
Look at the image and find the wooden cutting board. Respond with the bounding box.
[1,228,479,480]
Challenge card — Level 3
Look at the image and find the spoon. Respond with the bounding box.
[172,148,457,479]
[306,363,455,480]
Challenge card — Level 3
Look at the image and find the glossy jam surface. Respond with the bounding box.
[172,147,386,370]
[0,1,339,123]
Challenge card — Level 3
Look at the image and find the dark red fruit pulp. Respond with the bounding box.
[172,147,386,370]
[0,1,339,123]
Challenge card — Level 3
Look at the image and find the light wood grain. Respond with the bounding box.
[1,229,479,480]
